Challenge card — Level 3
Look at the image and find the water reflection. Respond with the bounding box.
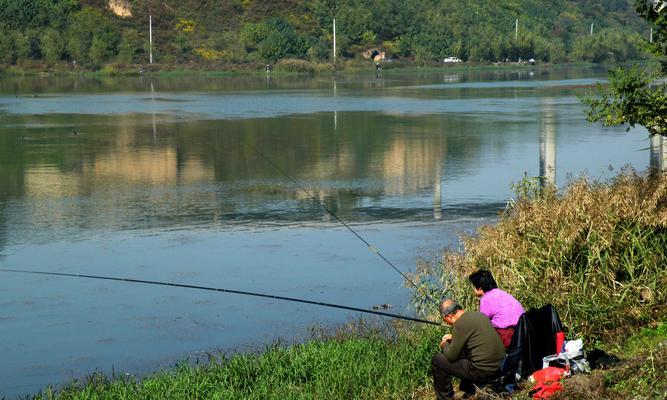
[540,99,557,186]
[1,109,490,248]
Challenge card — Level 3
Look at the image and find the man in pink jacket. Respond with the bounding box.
[469,270,525,348]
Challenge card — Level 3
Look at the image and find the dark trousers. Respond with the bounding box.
[431,353,499,400]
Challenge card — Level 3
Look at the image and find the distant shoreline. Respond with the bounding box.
[0,59,654,78]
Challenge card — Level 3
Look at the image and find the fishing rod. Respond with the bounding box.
[253,148,440,306]
[0,268,441,326]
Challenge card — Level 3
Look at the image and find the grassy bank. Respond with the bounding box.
[31,323,442,400]
[24,320,666,400]
[0,60,644,78]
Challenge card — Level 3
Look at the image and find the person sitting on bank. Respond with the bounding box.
[431,298,505,400]
[469,269,525,348]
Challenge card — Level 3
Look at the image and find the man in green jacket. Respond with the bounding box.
[431,298,505,399]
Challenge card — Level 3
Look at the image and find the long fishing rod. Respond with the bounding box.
[0,268,441,326]
[253,148,439,306]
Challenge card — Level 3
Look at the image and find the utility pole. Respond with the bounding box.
[333,18,336,64]
[149,15,153,64]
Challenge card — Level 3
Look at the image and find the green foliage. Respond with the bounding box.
[242,18,307,62]
[0,0,653,68]
[0,28,16,64]
[116,29,143,64]
[13,32,33,61]
[582,1,667,138]
[572,28,645,63]
[582,67,667,136]
[0,0,78,30]
[41,28,66,63]
[635,0,667,72]
[66,8,120,69]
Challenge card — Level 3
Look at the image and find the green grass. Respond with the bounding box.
[603,321,667,398]
[32,324,442,400]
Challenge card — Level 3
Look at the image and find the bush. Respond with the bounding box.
[412,169,667,343]
[40,28,65,62]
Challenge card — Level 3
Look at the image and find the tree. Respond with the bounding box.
[583,67,667,135]
[117,29,143,64]
[0,0,78,30]
[0,28,16,64]
[241,18,307,62]
[582,1,667,137]
[41,28,66,62]
[66,7,120,68]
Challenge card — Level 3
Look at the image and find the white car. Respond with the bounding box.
[443,57,462,64]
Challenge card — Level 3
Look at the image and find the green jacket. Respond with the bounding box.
[443,310,506,372]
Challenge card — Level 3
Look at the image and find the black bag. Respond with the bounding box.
[500,304,565,382]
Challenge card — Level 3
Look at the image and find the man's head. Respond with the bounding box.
[439,298,463,325]
[468,269,498,297]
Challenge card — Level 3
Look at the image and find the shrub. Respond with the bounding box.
[274,58,310,73]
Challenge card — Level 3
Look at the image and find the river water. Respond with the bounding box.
[0,66,650,397]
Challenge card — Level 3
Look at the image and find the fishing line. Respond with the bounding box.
[0,268,441,326]
[253,148,439,306]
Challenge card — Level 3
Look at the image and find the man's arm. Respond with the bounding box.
[442,323,472,362]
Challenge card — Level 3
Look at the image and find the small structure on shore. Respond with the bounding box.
[363,49,387,62]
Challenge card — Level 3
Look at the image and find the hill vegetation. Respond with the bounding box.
[0,0,651,70]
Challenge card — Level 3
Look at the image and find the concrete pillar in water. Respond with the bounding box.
[650,134,661,171]
[539,100,556,186]
[650,134,667,173]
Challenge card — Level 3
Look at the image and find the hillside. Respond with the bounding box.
[0,0,651,69]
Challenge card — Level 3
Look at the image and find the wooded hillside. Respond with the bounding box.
[0,0,651,69]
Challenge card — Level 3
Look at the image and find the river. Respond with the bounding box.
[0,66,651,397]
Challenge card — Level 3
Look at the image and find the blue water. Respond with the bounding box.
[0,66,651,397]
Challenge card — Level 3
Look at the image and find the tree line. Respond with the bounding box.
[0,0,651,69]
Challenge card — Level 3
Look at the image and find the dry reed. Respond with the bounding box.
[413,168,667,342]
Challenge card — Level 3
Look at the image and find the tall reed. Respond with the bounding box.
[413,169,667,342]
